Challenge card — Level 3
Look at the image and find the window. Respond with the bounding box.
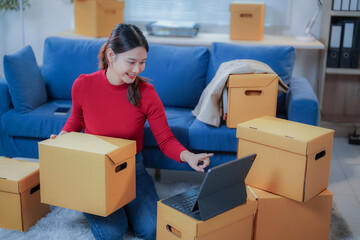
[124,0,292,29]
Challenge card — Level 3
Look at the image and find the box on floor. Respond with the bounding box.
[0,157,50,231]
[249,186,333,240]
[74,0,124,37]
[237,116,334,202]
[38,132,136,217]
[225,73,278,128]
[156,187,257,240]
[230,2,265,40]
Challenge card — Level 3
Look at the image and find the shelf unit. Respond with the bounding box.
[55,30,325,49]
[318,0,360,127]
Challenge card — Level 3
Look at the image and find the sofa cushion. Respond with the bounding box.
[143,107,195,148]
[206,42,296,86]
[1,100,72,139]
[3,45,47,113]
[140,44,209,108]
[188,119,237,152]
[41,37,106,100]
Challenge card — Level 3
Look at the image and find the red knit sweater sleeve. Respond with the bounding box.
[62,75,86,133]
[144,84,187,162]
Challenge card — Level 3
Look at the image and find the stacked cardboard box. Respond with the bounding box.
[225,73,278,128]
[237,116,335,239]
[157,187,257,240]
[38,132,136,217]
[0,157,50,231]
[74,0,124,37]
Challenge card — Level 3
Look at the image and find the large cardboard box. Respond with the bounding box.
[74,0,124,38]
[230,2,265,40]
[249,186,333,240]
[38,132,136,217]
[156,188,257,240]
[0,157,50,232]
[226,73,278,128]
[237,116,334,202]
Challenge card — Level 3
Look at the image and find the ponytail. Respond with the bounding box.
[98,41,109,70]
[127,76,149,107]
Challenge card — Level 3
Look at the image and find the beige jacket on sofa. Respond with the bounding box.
[192,59,288,127]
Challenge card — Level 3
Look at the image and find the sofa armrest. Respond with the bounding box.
[0,78,12,116]
[286,77,320,126]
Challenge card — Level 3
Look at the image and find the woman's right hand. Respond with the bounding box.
[50,130,68,139]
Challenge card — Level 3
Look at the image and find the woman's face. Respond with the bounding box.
[108,46,147,85]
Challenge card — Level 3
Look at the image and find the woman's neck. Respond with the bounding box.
[106,68,124,86]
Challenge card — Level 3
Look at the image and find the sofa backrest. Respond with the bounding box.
[140,44,209,108]
[206,42,296,86]
[41,37,106,100]
[41,37,209,109]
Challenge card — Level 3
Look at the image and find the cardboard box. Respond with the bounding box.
[230,2,265,40]
[226,73,278,128]
[74,0,124,37]
[38,132,136,217]
[156,188,257,240]
[0,157,50,231]
[236,116,334,202]
[249,186,333,240]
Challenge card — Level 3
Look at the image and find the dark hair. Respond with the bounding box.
[98,24,149,107]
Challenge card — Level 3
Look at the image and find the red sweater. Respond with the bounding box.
[62,70,186,162]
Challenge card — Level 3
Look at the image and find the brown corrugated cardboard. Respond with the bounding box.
[237,116,334,202]
[38,132,136,217]
[0,157,50,232]
[74,0,124,37]
[249,186,333,240]
[230,2,265,40]
[226,73,278,128]
[156,187,257,240]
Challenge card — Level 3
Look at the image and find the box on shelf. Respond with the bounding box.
[0,157,50,232]
[249,186,333,240]
[236,116,334,202]
[156,187,257,240]
[225,73,278,128]
[74,0,124,38]
[230,2,265,40]
[38,132,136,217]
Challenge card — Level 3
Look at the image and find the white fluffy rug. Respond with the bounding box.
[0,181,196,240]
[0,180,354,240]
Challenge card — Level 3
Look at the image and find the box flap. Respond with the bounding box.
[38,132,122,156]
[0,157,39,194]
[98,136,136,165]
[227,73,278,88]
[230,2,265,12]
[236,116,334,155]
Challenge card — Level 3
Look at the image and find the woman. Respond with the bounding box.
[51,23,213,240]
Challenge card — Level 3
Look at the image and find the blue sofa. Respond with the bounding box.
[0,37,319,171]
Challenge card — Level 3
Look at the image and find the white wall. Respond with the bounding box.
[0,0,322,92]
[0,0,74,78]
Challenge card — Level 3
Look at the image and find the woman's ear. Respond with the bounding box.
[107,48,115,63]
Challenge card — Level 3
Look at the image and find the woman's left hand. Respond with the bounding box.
[180,150,214,172]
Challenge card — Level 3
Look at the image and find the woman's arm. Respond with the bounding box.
[145,85,213,172]
[61,76,86,133]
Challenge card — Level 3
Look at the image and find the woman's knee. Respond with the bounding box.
[137,222,157,240]
[84,212,128,240]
